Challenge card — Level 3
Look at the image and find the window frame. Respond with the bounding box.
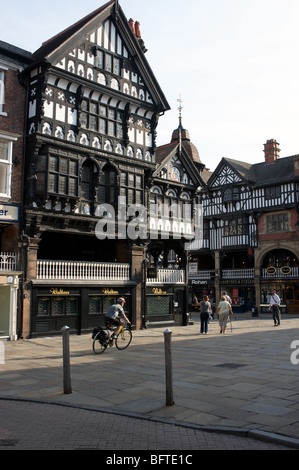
[0,133,17,199]
[0,68,8,116]
[267,213,289,233]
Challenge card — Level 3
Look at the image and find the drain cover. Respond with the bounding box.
[0,439,18,447]
[215,363,246,369]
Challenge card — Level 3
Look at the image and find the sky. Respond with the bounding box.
[1,0,299,171]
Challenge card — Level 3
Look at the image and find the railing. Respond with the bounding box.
[0,252,17,271]
[222,269,254,279]
[37,260,130,281]
[146,268,185,285]
[189,270,214,280]
[261,267,299,279]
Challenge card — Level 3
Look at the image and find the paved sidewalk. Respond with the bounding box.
[1,313,299,450]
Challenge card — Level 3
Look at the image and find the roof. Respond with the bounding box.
[0,40,33,65]
[33,1,114,60]
[29,0,169,112]
[208,155,299,187]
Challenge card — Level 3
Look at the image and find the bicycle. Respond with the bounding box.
[92,321,132,354]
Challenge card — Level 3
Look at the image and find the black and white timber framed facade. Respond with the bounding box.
[189,140,299,315]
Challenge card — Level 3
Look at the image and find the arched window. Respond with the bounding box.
[97,166,118,206]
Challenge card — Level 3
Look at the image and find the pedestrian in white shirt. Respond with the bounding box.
[268,290,281,326]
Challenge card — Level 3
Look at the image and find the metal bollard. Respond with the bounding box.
[164,328,174,406]
[62,326,72,394]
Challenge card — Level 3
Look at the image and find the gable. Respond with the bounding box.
[159,154,196,186]
[53,17,155,106]
[209,163,244,188]
[32,2,169,112]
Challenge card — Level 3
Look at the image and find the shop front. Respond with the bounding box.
[260,280,298,314]
[220,280,255,313]
[0,273,19,341]
[145,285,187,327]
[31,283,135,337]
[189,279,216,314]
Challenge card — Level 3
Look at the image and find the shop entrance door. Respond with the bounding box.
[0,286,10,337]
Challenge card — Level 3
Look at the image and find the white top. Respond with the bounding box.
[269,294,281,306]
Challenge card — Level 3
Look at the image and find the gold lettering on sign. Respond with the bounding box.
[50,288,70,295]
[152,288,167,295]
[102,289,119,295]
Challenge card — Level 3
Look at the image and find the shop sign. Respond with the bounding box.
[191,279,208,285]
[102,288,119,295]
[188,263,198,274]
[0,204,20,222]
[266,267,276,275]
[281,266,291,275]
[50,288,70,295]
[152,288,167,295]
[147,267,157,279]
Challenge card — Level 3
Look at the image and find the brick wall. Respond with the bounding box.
[0,68,26,204]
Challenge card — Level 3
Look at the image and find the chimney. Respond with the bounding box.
[128,19,147,53]
[264,139,280,164]
[128,18,136,36]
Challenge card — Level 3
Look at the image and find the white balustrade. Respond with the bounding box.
[146,268,185,285]
[37,260,130,281]
[0,252,17,271]
[222,269,254,279]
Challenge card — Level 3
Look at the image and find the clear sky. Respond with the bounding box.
[1,0,299,170]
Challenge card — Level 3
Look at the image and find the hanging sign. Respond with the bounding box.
[0,204,20,222]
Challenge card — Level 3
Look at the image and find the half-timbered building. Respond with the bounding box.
[20,0,172,337]
[145,115,206,326]
[189,139,299,314]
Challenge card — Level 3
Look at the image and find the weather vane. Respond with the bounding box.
[177,94,183,124]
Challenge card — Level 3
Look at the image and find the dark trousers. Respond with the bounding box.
[272,305,280,325]
[200,313,209,333]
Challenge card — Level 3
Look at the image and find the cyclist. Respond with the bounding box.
[104,297,131,335]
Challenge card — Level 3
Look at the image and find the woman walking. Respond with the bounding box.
[195,295,211,334]
[216,296,232,334]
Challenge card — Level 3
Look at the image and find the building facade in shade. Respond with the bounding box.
[0,41,32,340]
[20,0,204,338]
[189,139,299,315]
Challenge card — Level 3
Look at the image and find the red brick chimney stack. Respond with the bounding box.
[128,19,142,39]
[264,139,280,164]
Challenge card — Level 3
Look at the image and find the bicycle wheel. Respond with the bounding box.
[93,333,107,354]
[115,327,132,350]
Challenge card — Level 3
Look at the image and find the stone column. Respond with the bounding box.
[22,237,41,339]
[214,250,221,305]
[127,244,145,330]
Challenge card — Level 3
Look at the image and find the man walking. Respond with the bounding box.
[269,289,281,326]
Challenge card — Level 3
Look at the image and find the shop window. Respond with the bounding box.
[147,296,171,316]
[37,297,79,316]
[89,296,102,314]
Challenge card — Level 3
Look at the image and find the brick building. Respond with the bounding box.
[0,41,32,340]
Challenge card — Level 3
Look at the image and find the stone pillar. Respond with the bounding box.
[214,251,221,305]
[127,244,145,330]
[254,251,261,314]
[22,237,41,339]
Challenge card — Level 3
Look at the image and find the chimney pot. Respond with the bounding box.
[264,139,280,164]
